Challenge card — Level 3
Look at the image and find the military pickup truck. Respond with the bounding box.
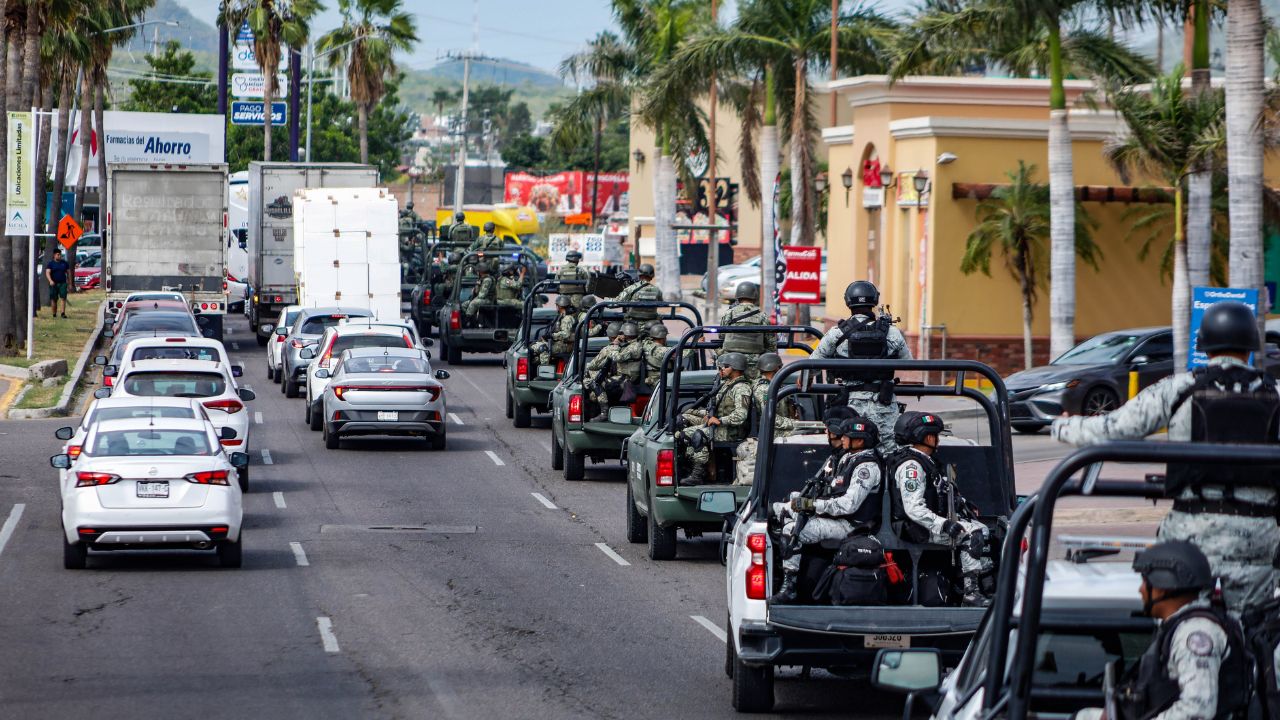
[435,249,542,364]
[624,325,823,561]
[409,239,471,337]
[504,278,590,428]
[715,358,1017,712]
[549,301,701,482]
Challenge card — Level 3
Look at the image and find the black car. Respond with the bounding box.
[1004,327,1173,434]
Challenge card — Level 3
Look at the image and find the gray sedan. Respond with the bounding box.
[316,347,450,450]
[277,306,374,398]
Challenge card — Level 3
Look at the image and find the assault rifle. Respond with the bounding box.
[944,464,960,566]
[786,453,841,554]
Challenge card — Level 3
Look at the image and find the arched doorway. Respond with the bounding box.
[858,143,884,284]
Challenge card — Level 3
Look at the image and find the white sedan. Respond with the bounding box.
[51,418,248,569]
[264,305,302,384]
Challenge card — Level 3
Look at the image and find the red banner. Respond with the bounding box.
[778,246,822,304]
[503,171,629,217]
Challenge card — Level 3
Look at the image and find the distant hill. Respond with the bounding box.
[128,0,218,57]
[423,58,565,89]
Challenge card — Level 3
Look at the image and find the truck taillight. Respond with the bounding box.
[421,289,431,304]
[568,394,583,424]
[449,309,461,330]
[656,449,674,486]
[746,533,768,600]
[516,357,528,382]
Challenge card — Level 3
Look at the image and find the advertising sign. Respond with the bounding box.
[778,246,821,304]
[1189,286,1259,369]
[231,73,289,99]
[232,22,259,71]
[231,101,287,126]
[57,110,225,188]
[896,172,923,207]
[546,233,606,273]
[5,111,33,235]
[504,171,629,217]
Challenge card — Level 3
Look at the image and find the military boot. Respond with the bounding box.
[680,464,709,486]
[769,571,799,604]
[961,575,991,608]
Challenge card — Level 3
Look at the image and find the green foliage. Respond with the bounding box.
[502,117,631,173]
[120,41,217,113]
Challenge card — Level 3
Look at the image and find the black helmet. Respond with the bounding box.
[455,211,466,222]
[1133,540,1213,594]
[620,322,640,338]
[823,405,856,434]
[647,322,668,339]
[757,352,782,373]
[844,280,880,311]
[447,251,463,264]
[894,411,946,446]
[406,201,414,210]
[638,263,655,279]
[839,415,880,446]
[500,263,516,276]
[717,352,747,372]
[734,282,760,302]
[1197,301,1258,354]
[566,250,583,263]
[580,294,598,310]
[476,260,492,273]
[556,295,574,308]
[606,321,622,339]
[483,221,496,233]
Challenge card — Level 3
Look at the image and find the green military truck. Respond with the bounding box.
[504,278,590,428]
[436,248,541,364]
[549,301,702,481]
[623,325,822,560]
[409,239,471,338]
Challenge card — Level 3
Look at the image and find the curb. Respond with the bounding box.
[6,301,104,420]
[0,364,30,380]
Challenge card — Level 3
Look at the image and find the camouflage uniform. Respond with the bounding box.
[718,301,777,377]
[1052,355,1280,615]
[894,448,990,576]
[752,376,798,434]
[496,274,523,307]
[470,233,506,253]
[535,312,577,366]
[575,309,606,338]
[614,280,664,325]
[616,336,668,387]
[464,273,496,319]
[585,339,624,411]
[813,313,912,455]
[774,451,882,573]
[556,261,591,307]
[448,222,475,245]
[680,375,753,483]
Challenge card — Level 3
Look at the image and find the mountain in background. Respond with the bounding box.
[131,0,217,57]
[422,57,565,89]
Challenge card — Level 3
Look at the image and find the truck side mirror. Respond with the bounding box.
[870,649,942,694]
[93,355,107,366]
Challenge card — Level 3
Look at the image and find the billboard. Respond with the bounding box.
[1189,286,1259,369]
[503,170,629,217]
[55,110,226,189]
[778,246,822,304]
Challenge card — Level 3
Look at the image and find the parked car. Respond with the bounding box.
[1003,327,1173,434]
[302,323,418,431]
[74,253,102,289]
[50,417,249,569]
[315,346,450,450]
[264,305,302,384]
[277,306,375,398]
[698,254,829,301]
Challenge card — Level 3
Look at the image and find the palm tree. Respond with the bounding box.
[223,0,321,162]
[430,87,452,117]
[1226,0,1266,324]
[962,162,1097,369]
[318,0,417,164]
[1105,66,1224,368]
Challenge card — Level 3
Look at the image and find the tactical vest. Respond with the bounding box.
[721,305,770,354]
[832,449,884,527]
[450,223,475,244]
[1165,364,1280,499]
[497,278,522,302]
[626,282,663,320]
[1116,604,1252,720]
[557,264,589,296]
[711,378,750,441]
[888,448,939,543]
[836,314,894,384]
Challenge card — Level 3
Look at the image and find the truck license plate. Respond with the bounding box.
[864,634,910,649]
[377,411,398,421]
[137,481,169,498]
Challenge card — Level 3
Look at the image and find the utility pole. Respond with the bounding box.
[705,0,720,322]
[453,51,472,212]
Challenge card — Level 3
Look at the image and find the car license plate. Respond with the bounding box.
[136,481,169,498]
[864,634,910,649]
[377,411,398,421]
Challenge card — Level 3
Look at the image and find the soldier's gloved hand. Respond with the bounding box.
[942,520,964,540]
[963,529,986,556]
[791,497,816,514]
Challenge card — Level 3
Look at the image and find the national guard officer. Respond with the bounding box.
[463,260,496,320]
[719,282,776,377]
[678,352,754,486]
[612,263,663,328]
[585,322,625,417]
[1052,301,1280,615]
[575,295,605,337]
[614,321,668,390]
[814,280,911,454]
[770,416,884,604]
[439,251,464,301]
[496,263,525,307]
[470,221,505,252]
[556,250,591,308]
[890,411,992,606]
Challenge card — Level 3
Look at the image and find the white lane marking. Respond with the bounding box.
[448,412,464,425]
[290,542,310,567]
[254,411,264,425]
[261,449,274,465]
[594,542,630,567]
[691,615,727,643]
[484,450,505,466]
[539,440,552,453]
[316,616,340,653]
[531,492,557,509]
[231,341,240,350]
[457,371,493,400]
[273,492,287,509]
[0,504,25,559]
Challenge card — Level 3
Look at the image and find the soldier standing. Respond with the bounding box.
[445,211,472,244]
[1052,302,1280,615]
[718,282,776,377]
[496,263,525,307]
[470,221,506,252]
[612,263,664,329]
[556,250,591,308]
[678,352,754,486]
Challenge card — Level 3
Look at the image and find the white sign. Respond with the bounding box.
[231,73,289,99]
[5,111,33,235]
[232,42,284,72]
[56,111,225,189]
[547,233,605,272]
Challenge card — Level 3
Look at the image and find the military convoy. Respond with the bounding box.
[504,279,589,428]
[434,248,543,364]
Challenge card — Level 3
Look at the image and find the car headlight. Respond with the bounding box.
[1039,379,1079,392]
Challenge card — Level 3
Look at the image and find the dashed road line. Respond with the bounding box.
[448,413,464,425]
[273,492,287,509]
[261,449,274,465]
[691,615,727,643]
[254,411,264,425]
[484,450,505,466]
[290,542,310,567]
[594,542,630,567]
[316,616,340,653]
[0,504,25,559]
[231,341,240,351]
[531,492,557,509]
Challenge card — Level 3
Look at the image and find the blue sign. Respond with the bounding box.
[44,191,74,224]
[1188,286,1259,369]
[231,101,286,127]
[236,21,254,43]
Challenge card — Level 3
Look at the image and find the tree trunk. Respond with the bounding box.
[19,0,36,109]
[358,102,369,164]
[759,124,779,322]
[1186,0,1211,290]
[1046,23,1076,359]
[95,81,107,239]
[1172,185,1191,369]
[653,143,681,301]
[1226,0,1266,332]
[262,62,274,161]
[0,18,19,350]
[49,67,72,266]
[71,70,91,227]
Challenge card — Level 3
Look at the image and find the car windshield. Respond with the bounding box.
[132,346,220,362]
[330,335,409,356]
[79,255,101,268]
[122,314,198,335]
[1010,626,1151,695]
[300,313,369,334]
[91,429,212,457]
[341,356,429,374]
[1052,334,1143,366]
[121,371,226,398]
[89,406,196,426]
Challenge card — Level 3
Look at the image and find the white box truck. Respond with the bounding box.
[293,186,401,321]
[246,161,378,345]
[105,162,229,340]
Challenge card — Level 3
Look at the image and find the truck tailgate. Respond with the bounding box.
[109,166,225,292]
[766,605,985,636]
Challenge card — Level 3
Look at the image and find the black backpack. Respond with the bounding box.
[1243,598,1280,719]
[815,533,888,607]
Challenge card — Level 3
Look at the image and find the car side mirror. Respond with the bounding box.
[93,355,107,366]
[103,365,117,378]
[314,369,330,379]
[231,364,244,378]
[220,426,238,440]
[1130,355,1149,365]
[102,329,114,339]
[93,388,111,399]
[50,454,72,469]
[237,388,256,402]
[434,370,450,380]
[55,426,75,440]
[299,347,315,359]
[229,452,250,469]
[697,490,738,515]
[422,337,434,347]
[870,649,942,694]
[274,326,289,337]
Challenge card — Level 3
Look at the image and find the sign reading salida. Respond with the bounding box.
[778,246,822,304]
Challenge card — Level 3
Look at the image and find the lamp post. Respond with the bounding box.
[407,165,422,207]
[305,32,376,163]
[841,167,853,207]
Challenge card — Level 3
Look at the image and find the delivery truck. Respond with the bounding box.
[105,163,230,340]
[247,161,378,345]
[293,186,402,321]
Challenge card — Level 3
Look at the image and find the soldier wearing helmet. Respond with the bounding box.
[574,295,605,338]
[614,322,669,396]
[585,322,627,416]
[556,249,591,308]
[463,259,497,321]
[677,352,754,485]
[813,280,912,454]
[770,415,885,604]
[611,262,664,326]
[496,262,525,307]
[447,211,474,245]
[532,294,579,366]
[1053,301,1280,614]
[751,352,800,435]
[890,411,992,606]
[470,220,506,252]
[717,281,776,378]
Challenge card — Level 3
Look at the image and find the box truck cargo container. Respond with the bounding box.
[293,186,401,322]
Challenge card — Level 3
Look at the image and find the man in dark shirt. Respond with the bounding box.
[45,250,70,318]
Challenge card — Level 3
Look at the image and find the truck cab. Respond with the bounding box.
[435,249,542,364]
[504,278,589,428]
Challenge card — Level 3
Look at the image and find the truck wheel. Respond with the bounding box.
[514,401,531,428]
[563,445,584,482]
[626,483,647,544]
[285,378,300,398]
[505,387,514,419]
[309,402,323,431]
[447,343,462,365]
[731,656,774,713]
[63,537,87,570]
[647,495,677,561]
[273,366,282,384]
[551,430,564,470]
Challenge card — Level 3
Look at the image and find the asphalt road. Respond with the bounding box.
[0,316,1138,718]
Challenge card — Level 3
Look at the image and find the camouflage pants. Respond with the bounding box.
[849,392,900,455]
[1159,509,1280,615]
[773,509,853,573]
[463,299,487,317]
[680,425,713,470]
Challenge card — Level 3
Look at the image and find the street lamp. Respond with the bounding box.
[912,170,930,199]
[305,31,379,163]
[814,171,828,194]
[841,167,853,207]
[878,166,895,189]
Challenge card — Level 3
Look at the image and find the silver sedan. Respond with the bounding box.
[316,347,451,450]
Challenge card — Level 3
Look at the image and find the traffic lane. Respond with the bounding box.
[0,416,374,720]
